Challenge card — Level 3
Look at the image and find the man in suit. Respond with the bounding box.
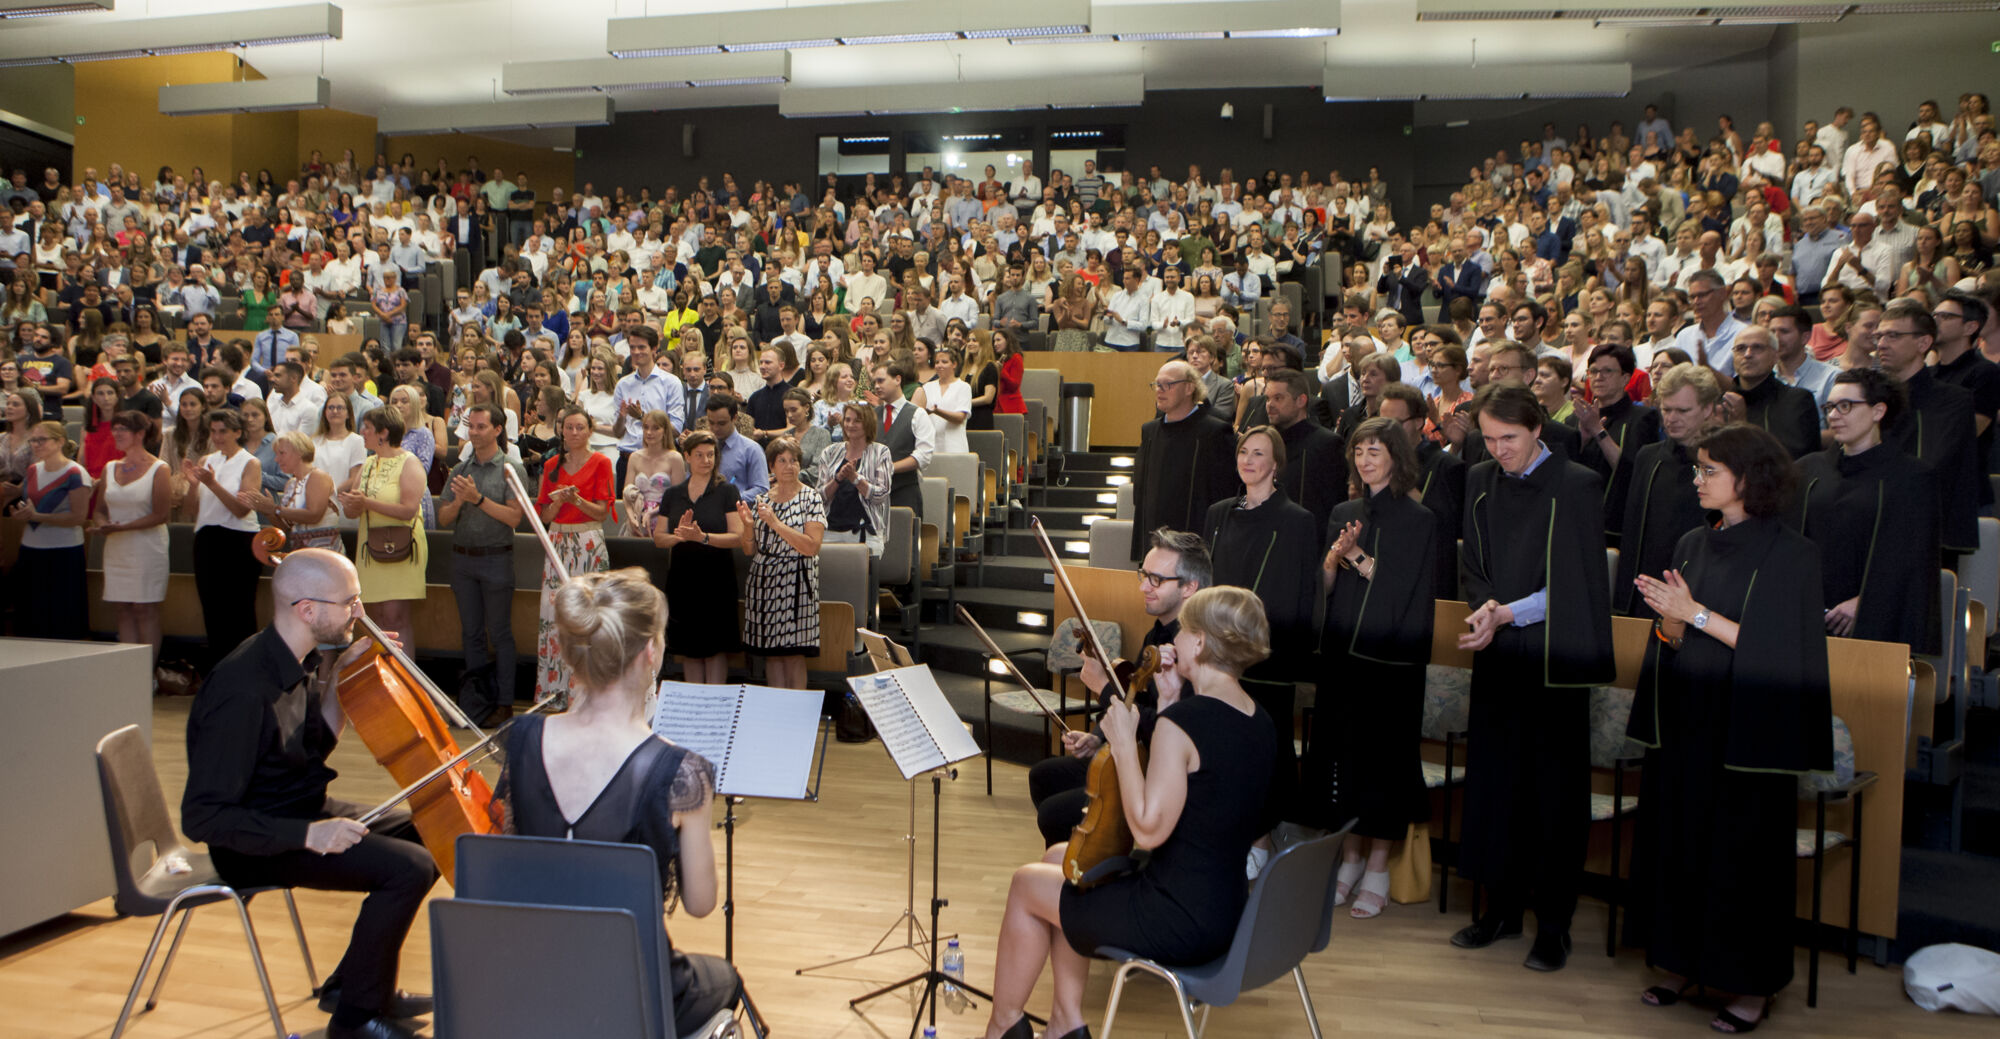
[1435,234,1491,318]
[1378,241,1430,328]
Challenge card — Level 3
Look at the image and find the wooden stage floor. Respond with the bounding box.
[0,697,1987,1039]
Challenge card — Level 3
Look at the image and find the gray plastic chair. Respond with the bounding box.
[1095,825,1352,1039]
[96,724,316,1039]
[432,899,658,1039]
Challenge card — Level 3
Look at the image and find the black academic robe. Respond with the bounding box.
[1130,403,1240,558]
[1736,375,1820,459]
[1276,419,1348,543]
[1459,414,1583,466]
[1933,351,2000,484]
[1576,395,1661,541]
[1204,487,1321,826]
[1414,440,1466,600]
[1625,518,1831,996]
[1889,368,1980,554]
[1458,448,1616,928]
[1615,439,1710,618]
[1304,489,1438,838]
[1791,443,1942,656]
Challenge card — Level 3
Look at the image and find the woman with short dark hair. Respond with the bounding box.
[1628,422,1831,1032]
[187,407,263,667]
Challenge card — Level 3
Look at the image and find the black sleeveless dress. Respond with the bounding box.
[1058,695,1276,965]
[500,716,738,1034]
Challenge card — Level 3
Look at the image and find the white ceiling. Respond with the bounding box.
[31,0,1778,117]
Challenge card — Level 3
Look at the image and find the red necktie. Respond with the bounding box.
[882,403,893,428]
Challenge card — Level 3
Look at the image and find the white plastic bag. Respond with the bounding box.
[1905,943,2000,1013]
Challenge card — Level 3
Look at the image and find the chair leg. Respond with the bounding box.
[226,891,289,1039]
[111,906,186,1039]
[1167,973,1202,1039]
[1809,798,1826,1010]
[739,982,769,1039]
[1196,1001,1213,1038]
[143,907,195,1011]
[281,888,319,991]
[1292,965,1326,1039]
[984,674,994,797]
[1847,792,1865,975]
[1099,962,1136,1039]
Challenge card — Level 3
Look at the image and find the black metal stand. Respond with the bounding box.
[849,768,1040,1039]
[723,795,740,963]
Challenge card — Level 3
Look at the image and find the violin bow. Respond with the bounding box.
[955,604,1070,733]
[1030,516,1122,684]
[356,691,565,826]
[506,463,571,583]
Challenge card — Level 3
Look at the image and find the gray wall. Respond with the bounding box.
[1778,15,1999,140]
[578,89,1419,219]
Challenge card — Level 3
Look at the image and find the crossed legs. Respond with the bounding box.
[984,844,1089,1039]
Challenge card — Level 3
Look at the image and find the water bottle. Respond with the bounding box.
[923,1029,938,1039]
[941,938,968,1012]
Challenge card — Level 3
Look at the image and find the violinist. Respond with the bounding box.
[1025,528,1208,846]
[180,548,438,1039]
[980,586,1276,1039]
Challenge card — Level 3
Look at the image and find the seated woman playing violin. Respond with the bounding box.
[494,566,746,1036]
[980,586,1277,1039]
[180,548,439,1039]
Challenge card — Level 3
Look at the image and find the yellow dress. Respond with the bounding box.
[354,451,429,603]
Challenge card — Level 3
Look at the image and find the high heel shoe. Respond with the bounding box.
[1710,996,1774,1034]
[1049,1028,1091,1039]
[1333,859,1365,906]
[992,1015,1034,1039]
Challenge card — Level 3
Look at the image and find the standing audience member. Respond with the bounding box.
[869,361,932,512]
[1453,384,1615,973]
[1629,424,1830,1035]
[341,408,427,654]
[1876,298,1980,560]
[438,404,529,722]
[651,429,745,684]
[246,431,341,552]
[91,412,172,661]
[187,408,264,668]
[1130,360,1238,561]
[1616,363,1724,619]
[815,403,894,558]
[536,407,616,706]
[738,437,826,690]
[621,411,687,537]
[10,421,91,638]
[1306,417,1438,920]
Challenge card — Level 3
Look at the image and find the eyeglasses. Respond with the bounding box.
[1138,569,1184,588]
[1149,379,1192,392]
[1689,464,1723,482]
[27,435,54,444]
[1822,399,1868,417]
[1933,310,1966,323]
[292,594,362,611]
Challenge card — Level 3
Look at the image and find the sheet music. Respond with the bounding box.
[652,682,823,800]
[848,666,984,779]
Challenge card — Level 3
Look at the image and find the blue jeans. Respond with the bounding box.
[449,550,517,705]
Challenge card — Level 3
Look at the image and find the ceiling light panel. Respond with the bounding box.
[609,0,1090,58]
[503,53,789,96]
[378,97,613,136]
[1415,0,1864,18]
[0,3,340,67]
[1323,61,1631,101]
[780,73,1143,118]
[160,75,330,115]
[0,0,112,18]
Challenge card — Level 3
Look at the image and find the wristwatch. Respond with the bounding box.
[1689,610,1710,630]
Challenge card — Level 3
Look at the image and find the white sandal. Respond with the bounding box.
[1333,860,1365,906]
[1350,870,1391,919]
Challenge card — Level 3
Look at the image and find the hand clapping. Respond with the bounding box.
[674,511,704,542]
[1634,570,1696,623]
[1329,519,1364,563]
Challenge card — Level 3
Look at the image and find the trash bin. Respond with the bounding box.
[1061,383,1093,453]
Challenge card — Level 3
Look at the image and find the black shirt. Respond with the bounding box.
[119,388,163,421]
[745,381,788,435]
[181,625,341,856]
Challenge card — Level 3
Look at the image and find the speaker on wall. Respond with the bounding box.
[1262,104,1273,141]
[682,123,696,159]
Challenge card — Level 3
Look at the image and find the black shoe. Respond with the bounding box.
[1524,930,1572,972]
[1050,1028,1091,1039]
[318,986,434,1018]
[996,1016,1034,1039]
[1449,915,1523,949]
[325,1016,425,1039]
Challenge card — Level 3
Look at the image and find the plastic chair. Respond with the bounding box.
[1096,825,1353,1039]
[431,899,660,1038]
[818,542,873,655]
[96,724,316,1039]
[1088,519,1136,570]
[452,833,750,1038]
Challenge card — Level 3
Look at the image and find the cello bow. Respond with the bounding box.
[506,462,572,583]
[954,603,1070,733]
[1030,516,1123,685]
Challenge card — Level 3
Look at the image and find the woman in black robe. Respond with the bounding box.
[1790,368,1941,655]
[1629,423,1832,1033]
[1204,424,1319,832]
[1304,417,1437,920]
[1615,362,1723,618]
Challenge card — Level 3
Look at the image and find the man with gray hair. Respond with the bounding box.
[1673,269,1748,374]
[1129,359,1238,559]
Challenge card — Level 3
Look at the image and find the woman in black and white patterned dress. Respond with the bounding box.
[738,436,826,690]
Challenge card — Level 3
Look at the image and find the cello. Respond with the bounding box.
[1031,517,1155,888]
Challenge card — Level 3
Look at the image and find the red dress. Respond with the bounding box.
[536,451,616,525]
[80,421,124,479]
[996,353,1026,415]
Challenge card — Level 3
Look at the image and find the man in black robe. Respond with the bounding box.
[1381,383,1465,599]
[1878,298,1982,559]
[1573,343,1661,542]
[1266,367,1348,540]
[1129,360,1240,560]
[1927,291,1999,496]
[1454,384,1616,973]
[1615,362,1721,618]
[1725,324,1820,459]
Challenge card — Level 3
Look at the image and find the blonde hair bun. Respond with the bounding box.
[551,567,667,692]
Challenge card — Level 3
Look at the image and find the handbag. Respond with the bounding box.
[361,457,416,563]
[1386,821,1434,904]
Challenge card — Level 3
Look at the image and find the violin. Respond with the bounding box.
[1030,516,1153,888]
[252,528,499,884]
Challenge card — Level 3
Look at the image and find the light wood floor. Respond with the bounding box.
[0,697,1988,1039]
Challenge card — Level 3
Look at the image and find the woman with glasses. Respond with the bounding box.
[1629,423,1830,1034]
[1789,368,1940,654]
[9,421,91,639]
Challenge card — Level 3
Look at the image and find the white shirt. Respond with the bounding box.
[936,293,979,329]
[1009,175,1042,206]
[194,449,260,532]
[842,272,889,312]
[1150,288,1196,349]
[1841,138,1897,190]
[803,256,845,298]
[881,397,936,474]
[1815,123,1850,163]
[267,383,326,436]
[920,378,973,453]
[150,373,203,432]
[1104,288,1150,349]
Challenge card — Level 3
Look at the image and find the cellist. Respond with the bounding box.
[979,586,1277,1039]
[181,548,439,1039]
[1025,528,1208,846]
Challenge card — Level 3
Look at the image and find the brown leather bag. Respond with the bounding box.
[366,524,415,563]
